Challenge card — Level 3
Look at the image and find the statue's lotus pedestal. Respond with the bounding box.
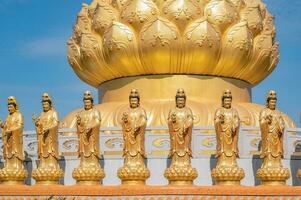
[164,164,198,186]
[72,165,105,185]
[256,166,290,186]
[211,165,245,186]
[117,164,150,185]
[32,167,64,185]
[0,168,27,185]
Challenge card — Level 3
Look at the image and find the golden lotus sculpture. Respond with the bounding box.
[68,0,278,87]
[63,0,294,129]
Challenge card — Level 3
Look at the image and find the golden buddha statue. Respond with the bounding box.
[164,89,198,185]
[117,89,150,185]
[256,90,290,185]
[211,90,245,185]
[32,93,64,185]
[72,91,105,185]
[0,96,27,184]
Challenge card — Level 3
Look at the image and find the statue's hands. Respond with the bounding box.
[231,125,237,135]
[5,130,12,140]
[122,112,128,123]
[171,112,177,123]
[32,113,40,127]
[219,114,225,123]
[266,115,272,124]
[76,114,81,125]
[42,128,49,135]
[0,119,3,128]
[85,127,92,134]
[134,125,140,136]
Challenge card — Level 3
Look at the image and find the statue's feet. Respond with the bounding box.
[117,164,150,185]
[164,164,198,186]
[211,165,245,185]
[32,167,64,185]
[72,166,105,185]
[256,167,290,185]
[0,167,28,185]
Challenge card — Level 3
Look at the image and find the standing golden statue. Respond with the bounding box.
[0,96,27,184]
[164,89,198,185]
[72,91,105,185]
[211,90,245,185]
[117,89,150,185]
[32,93,64,185]
[256,90,290,185]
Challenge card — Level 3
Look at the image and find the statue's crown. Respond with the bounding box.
[42,93,52,103]
[176,88,186,98]
[83,90,94,100]
[7,96,19,109]
[267,90,277,99]
[129,89,140,99]
[222,90,232,99]
[68,0,278,87]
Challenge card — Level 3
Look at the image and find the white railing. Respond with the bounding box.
[0,126,300,160]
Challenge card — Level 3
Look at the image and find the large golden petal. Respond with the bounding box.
[139,17,181,74]
[248,42,279,84]
[80,32,118,83]
[238,31,272,84]
[246,0,267,17]
[183,18,221,74]
[228,0,245,10]
[103,22,143,77]
[120,0,159,31]
[162,0,205,33]
[204,0,239,33]
[262,11,275,39]
[214,21,253,77]
[80,33,103,83]
[92,1,119,36]
[67,38,99,87]
[240,4,263,37]
[75,4,93,34]
[238,10,278,85]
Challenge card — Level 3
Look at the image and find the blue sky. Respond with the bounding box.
[0,0,300,129]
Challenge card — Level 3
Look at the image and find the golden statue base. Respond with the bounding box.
[256,167,290,186]
[76,180,101,185]
[0,180,25,185]
[0,168,27,185]
[32,168,64,185]
[214,180,241,186]
[34,180,61,185]
[72,166,105,185]
[117,165,150,186]
[164,164,198,186]
[168,180,193,186]
[121,180,146,186]
[211,166,245,186]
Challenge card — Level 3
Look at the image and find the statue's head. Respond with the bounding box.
[83,90,94,110]
[222,90,232,109]
[266,90,277,110]
[129,89,140,109]
[7,96,18,114]
[175,88,186,109]
[42,93,52,112]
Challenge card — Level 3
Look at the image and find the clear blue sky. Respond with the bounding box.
[0,0,300,129]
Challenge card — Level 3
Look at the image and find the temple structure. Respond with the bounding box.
[0,0,301,199]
